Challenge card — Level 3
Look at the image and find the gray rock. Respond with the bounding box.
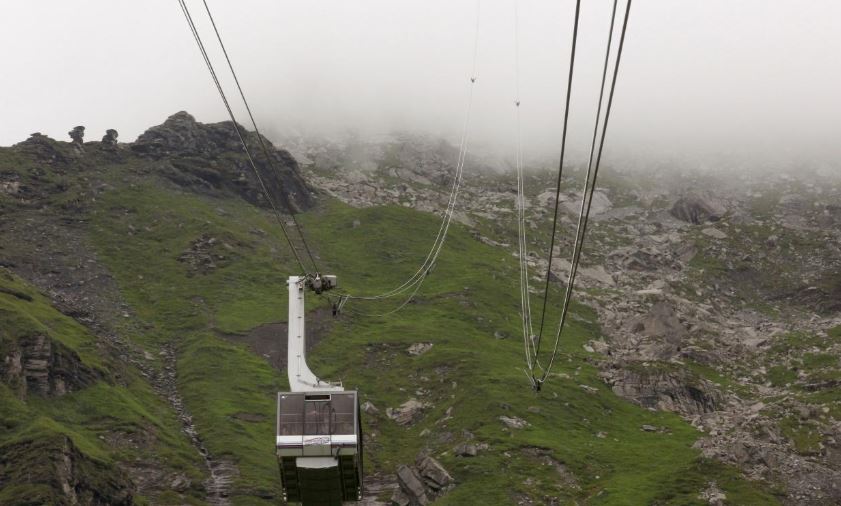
[562,190,612,215]
[101,129,119,146]
[670,194,726,224]
[68,125,85,146]
[607,365,722,415]
[701,228,728,240]
[396,465,429,505]
[390,487,412,506]
[407,342,433,356]
[499,415,529,429]
[454,443,478,457]
[362,400,380,415]
[387,399,427,426]
[392,456,454,505]
[417,456,453,490]
[170,473,191,492]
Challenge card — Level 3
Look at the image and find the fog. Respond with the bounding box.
[2,1,839,168]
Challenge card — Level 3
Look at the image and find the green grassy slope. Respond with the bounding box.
[88,180,781,505]
[0,269,206,505]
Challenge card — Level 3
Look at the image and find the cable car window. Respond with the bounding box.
[304,400,332,435]
[278,394,304,436]
[330,393,355,435]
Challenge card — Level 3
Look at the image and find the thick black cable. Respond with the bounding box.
[532,0,582,363]
[538,0,632,385]
[176,0,308,274]
[199,0,320,274]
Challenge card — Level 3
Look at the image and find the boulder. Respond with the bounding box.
[392,456,454,506]
[454,443,478,457]
[670,194,726,224]
[417,456,453,490]
[395,465,429,505]
[387,399,427,426]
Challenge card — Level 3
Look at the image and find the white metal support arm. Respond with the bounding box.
[287,276,342,393]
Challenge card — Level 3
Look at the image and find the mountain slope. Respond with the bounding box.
[0,115,791,505]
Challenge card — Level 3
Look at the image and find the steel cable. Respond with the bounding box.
[176,0,309,274]
[537,0,632,386]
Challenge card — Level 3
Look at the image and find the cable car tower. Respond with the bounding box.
[276,275,362,505]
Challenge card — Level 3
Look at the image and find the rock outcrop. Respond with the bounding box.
[68,126,85,146]
[132,111,313,211]
[605,364,722,415]
[1,333,100,398]
[101,129,119,146]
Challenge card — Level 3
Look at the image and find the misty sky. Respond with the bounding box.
[1,1,839,166]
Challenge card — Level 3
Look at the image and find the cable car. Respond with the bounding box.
[277,275,363,505]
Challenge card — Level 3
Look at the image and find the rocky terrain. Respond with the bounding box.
[1,115,839,505]
[288,132,841,505]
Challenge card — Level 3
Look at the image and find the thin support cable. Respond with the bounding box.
[513,0,538,371]
[337,0,481,310]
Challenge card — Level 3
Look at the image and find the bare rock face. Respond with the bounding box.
[605,364,722,415]
[101,129,119,146]
[131,111,313,212]
[670,193,726,224]
[391,456,454,506]
[1,333,100,398]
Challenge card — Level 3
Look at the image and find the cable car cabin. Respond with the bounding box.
[276,390,363,505]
